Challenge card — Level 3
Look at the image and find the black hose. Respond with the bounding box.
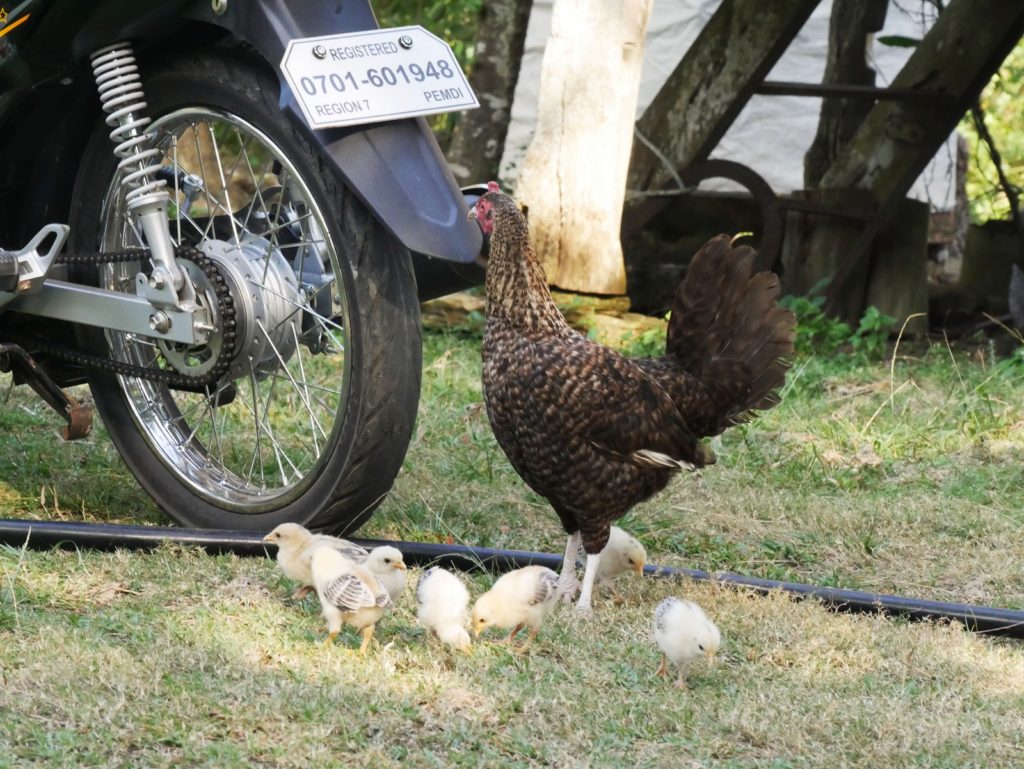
[1,517,1021,638]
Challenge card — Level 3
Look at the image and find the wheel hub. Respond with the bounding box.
[156,257,224,378]
[198,238,302,383]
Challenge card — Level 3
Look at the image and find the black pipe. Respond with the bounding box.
[1,517,1022,639]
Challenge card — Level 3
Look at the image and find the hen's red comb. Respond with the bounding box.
[487,181,501,193]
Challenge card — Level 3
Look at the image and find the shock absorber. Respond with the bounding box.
[89,42,194,306]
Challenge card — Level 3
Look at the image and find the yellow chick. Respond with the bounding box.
[593,526,647,603]
[263,522,368,599]
[311,547,392,654]
[362,545,407,603]
[471,565,559,653]
[652,597,721,688]
[416,566,471,651]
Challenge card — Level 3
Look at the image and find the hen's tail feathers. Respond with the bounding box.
[666,234,796,423]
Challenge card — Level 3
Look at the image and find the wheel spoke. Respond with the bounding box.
[97,105,352,510]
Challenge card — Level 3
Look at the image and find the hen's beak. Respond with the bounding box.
[467,203,490,267]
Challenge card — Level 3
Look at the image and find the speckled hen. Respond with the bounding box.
[472,185,795,614]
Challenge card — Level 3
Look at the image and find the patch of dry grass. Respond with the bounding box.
[1,544,1022,768]
[1,328,1023,767]
[368,331,1024,610]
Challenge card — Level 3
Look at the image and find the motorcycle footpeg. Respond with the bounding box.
[0,224,70,309]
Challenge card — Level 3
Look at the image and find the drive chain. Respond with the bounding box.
[10,246,237,388]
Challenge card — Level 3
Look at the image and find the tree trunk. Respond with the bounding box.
[514,0,653,295]
[803,0,888,188]
[446,0,533,186]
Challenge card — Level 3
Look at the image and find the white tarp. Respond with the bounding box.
[499,0,956,210]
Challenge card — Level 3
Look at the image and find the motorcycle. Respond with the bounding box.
[0,0,484,533]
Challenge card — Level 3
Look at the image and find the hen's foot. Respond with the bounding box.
[556,574,581,603]
[573,597,594,617]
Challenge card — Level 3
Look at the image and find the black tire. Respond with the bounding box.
[69,50,421,534]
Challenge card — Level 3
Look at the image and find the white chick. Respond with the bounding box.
[592,526,647,603]
[416,566,471,651]
[361,545,407,603]
[263,522,368,599]
[652,597,721,688]
[311,546,392,654]
[471,565,559,653]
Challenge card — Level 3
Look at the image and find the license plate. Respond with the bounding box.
[280,25,479,130]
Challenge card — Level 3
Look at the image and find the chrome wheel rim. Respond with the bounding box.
[96,108,351,511]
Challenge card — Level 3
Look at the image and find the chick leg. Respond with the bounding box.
[292,585,314,600]
[675,667,689,689]
[608,582,625,606]
[502,623,526,645]
[358,624,376,655]
[556,532,582,602]
[656,653,669,678]
[574,550,600,616]
[514,627,540,654]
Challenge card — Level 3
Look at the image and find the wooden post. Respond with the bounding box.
[622,0,822,236]
[817,0,1024,315]
[514,0,653,295]
[803,0,888,188]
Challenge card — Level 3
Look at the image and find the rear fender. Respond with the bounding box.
[182,0,482,264]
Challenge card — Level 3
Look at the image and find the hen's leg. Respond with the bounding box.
[575,550,600,616]
[556,532,582,602]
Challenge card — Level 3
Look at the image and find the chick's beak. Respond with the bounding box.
[392,562,406,571]
[261,534,273,543]
[633,562,645,576]
[705,649,717,667]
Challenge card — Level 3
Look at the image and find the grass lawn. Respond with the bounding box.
[1,321,1023,768]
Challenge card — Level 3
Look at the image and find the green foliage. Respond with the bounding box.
[958,38,1024,223]
[779,292,895,362]
[374,0,482,140]
[375,0,482,68]
[850,305,896,360]
[778,293,851,356]
[619,321,668,358]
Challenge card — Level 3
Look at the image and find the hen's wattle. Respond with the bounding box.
[475,189,795,614]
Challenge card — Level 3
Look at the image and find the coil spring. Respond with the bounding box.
[90,43,167,204]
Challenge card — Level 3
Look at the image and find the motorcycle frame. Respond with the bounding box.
[0,0,483,335]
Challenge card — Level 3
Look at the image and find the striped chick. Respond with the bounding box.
[593,526,647,603]
[416,567,472,651]
[471,565,559,653]
[362,545,408,603]
[263,522,368,599]
[312,547,392,654]
[652,597,720,688]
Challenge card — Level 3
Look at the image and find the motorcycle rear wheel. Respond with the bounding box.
[69,51,421,534]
